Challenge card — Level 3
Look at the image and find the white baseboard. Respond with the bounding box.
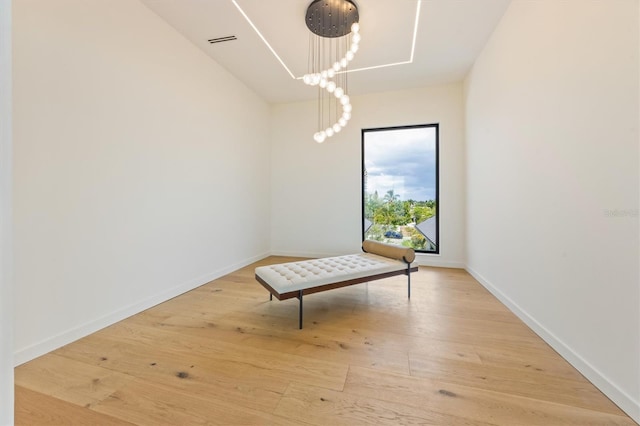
[270,250,330,259]
[416,258,465,269]
[465,265,640,424]
[13,251,270,366]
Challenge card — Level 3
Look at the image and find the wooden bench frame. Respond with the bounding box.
[255,261,418,329]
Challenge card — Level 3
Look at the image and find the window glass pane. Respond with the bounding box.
[362,124,439,253]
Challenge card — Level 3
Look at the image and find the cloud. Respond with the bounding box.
[364,127,437,201]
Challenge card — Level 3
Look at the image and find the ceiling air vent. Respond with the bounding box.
[208,35,237,44]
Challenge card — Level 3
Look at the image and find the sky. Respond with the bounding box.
[364,126,437,201]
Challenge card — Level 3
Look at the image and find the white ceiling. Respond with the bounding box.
[140,0,512,104]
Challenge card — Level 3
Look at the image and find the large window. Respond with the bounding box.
[362,124,439,254]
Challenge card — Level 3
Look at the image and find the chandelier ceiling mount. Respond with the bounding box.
[305,0,359,38]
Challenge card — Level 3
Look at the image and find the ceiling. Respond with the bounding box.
[140,0,512,104]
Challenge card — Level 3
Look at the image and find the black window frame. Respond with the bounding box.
[361,123,440,254]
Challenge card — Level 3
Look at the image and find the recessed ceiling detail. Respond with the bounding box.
[139,0,512,103]
[232,0,422,79]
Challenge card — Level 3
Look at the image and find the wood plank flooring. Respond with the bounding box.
[15,256,636,425]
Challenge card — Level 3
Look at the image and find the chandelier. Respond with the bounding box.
[302,0,360,143]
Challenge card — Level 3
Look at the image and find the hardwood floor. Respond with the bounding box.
[15,257,636,425]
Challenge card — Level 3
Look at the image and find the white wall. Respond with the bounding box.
[465,0,639,422]
[13,0,271,364]
[270,83,466,267]
[0,0,13,423]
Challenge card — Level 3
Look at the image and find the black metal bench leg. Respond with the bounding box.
[298,290,303,329]
[407,264,411,299]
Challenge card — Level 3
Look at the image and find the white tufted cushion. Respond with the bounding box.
[255,252,409,294]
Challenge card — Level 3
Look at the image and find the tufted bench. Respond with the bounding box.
[255,240,418,328]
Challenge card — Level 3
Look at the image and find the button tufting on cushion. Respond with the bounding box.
[255,249,413,295]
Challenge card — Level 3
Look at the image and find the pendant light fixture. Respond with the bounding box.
[302,0,360,143]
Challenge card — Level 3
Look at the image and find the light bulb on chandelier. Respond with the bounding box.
[313,131,326,143]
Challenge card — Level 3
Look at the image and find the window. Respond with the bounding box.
[362,124,439,254]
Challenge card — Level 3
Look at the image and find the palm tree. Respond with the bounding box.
[383,189,400,204]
